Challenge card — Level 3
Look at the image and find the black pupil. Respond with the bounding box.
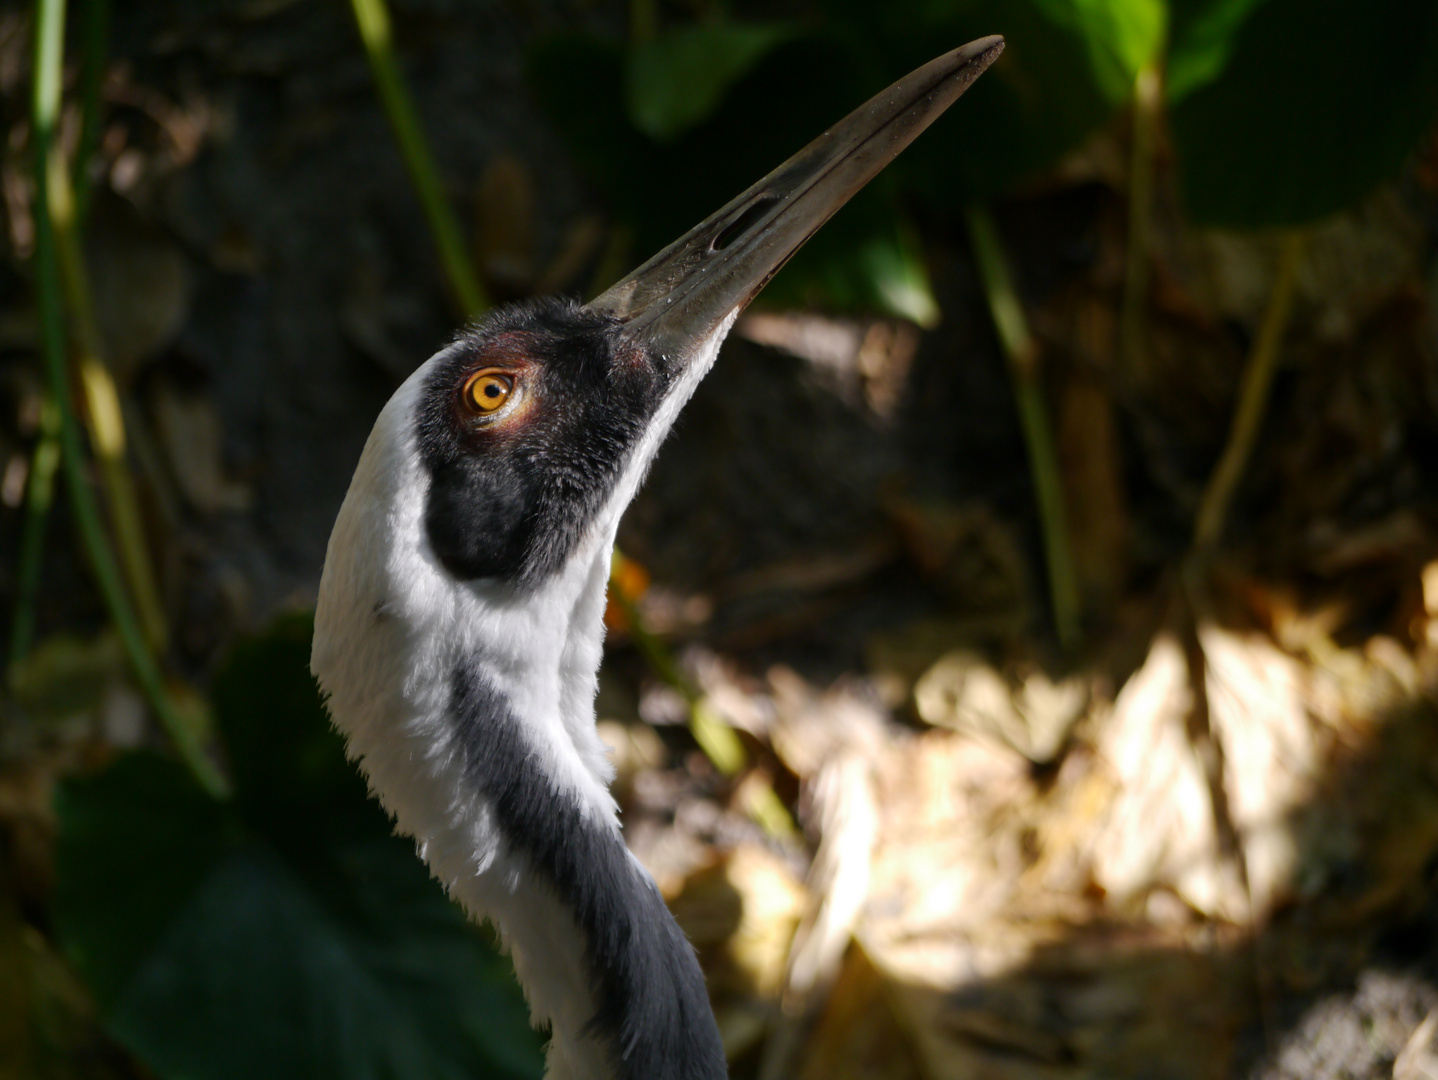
[484,382,501,398]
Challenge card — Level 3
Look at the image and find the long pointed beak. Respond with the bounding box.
[585,35,1004,362]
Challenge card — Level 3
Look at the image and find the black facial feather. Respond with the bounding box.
[415,298,663,584]
[452,663,728,1080]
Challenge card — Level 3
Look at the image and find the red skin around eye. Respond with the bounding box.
[451,339,541,446]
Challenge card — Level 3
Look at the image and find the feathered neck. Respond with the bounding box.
[312,358,728,1078]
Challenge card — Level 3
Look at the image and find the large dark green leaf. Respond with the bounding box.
[528,31,860,256]
[53,617,544,1080]
[626,21,796,141]
[1169,0,1438,226]
[52,754,235,1011]
[821,0,1163,203]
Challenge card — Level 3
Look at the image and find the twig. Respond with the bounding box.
[1178,565,1277,1055]
[9,396,60,668]
[1119,61,1161,384]
[1192,233,1304,549]
[32,0,226,797]
[965,203,1081,649]
[348,0,488,318]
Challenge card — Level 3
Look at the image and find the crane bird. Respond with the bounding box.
[312,36,1002,1080]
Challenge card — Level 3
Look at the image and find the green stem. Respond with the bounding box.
[348,0,488,318]
[32,0,168,652]
[35,0,169,652]
[50,170,169,651]
[965,203,1081,650]
[1119,61,1160,384]
[607,566,747,774]
[9,397,60,668]
[1192,233,1304,549]
[32,0,226,797]
[71,0,108,225]
[608,557,797,839]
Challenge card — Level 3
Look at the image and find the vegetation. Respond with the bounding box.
[2,0,1436,1077]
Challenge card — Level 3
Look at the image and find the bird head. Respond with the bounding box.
[401,34,1006,599]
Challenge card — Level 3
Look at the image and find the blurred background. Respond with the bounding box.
[2,0,1438,1077]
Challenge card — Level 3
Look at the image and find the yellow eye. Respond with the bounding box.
[463,370,513,413]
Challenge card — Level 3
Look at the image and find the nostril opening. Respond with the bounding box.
[711,196,780,251]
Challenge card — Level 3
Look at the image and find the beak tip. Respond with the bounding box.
[970,34,1006,57]
[945,35,1006,86]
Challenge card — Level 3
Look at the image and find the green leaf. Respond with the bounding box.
[626,21,796,141]
[763,188,941,325]
[1165,0,1266,101]
[211,615,379,851]
[823,0,1164,201]
[53,619,544,1080]
[1169,0,1438,226]
[52,754,236,1011]
[1029,0,1166,102]
[866,227,942,328]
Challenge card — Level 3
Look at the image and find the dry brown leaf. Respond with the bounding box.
[1090,632,1237,917]
[1200,623,1324,914]
[884,924,1244,1080]
[797,946,925,1080]
[766,666,892,781]
[1090,625,1326,919]
[787,751,878,1000]
[863,732,1034,973]
[670,844,807,1001]
[1396,1010,1438,1080]
[913,650,1088,764]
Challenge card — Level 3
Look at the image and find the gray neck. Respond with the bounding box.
[449,660,728,1080]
